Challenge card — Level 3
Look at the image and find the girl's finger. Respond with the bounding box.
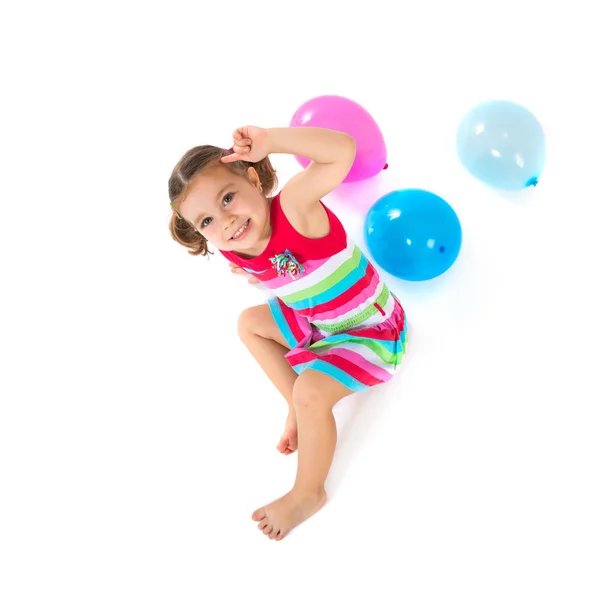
[249,277,259,284]
[233,144,251,154]
[221,152,244,163]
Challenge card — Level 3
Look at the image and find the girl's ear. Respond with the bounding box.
[246,166,262,191]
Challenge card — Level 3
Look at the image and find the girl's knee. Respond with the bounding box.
[292,370,352,411]
[237,306,260,340]
[292,378,321,411]
[237,304,290,348]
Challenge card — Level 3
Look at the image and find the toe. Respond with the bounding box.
[263,525,273,536]
[252,508,266,522]
[258,518,269,531]
[275,531,285,541]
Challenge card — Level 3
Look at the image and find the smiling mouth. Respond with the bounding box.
[230,219,250,240]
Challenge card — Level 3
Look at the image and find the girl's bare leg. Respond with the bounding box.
[252,369,352,540]
[237,304,299,454]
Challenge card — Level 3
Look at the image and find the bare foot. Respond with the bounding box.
[276,409,297,455]
[252,489,327,540]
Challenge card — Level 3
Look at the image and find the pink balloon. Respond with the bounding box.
[289,95,388,183]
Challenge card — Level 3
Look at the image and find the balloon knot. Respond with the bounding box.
[383,163,389,170]
[526,176,538,187]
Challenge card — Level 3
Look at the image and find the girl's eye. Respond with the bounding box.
[200,193,234,228]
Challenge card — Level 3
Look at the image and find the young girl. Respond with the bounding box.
[168,126,407,540]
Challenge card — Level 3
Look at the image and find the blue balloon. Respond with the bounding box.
[456,100,546,191]
[364,189,462,281]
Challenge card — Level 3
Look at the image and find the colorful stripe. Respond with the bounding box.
[262,230,408,392]
[299,260,378,319]
[312,284,390,333]
[268,295,407,393]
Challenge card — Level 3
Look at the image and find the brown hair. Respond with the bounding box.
[168,145,278,256]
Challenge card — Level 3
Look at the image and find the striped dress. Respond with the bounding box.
[220,193,407,392]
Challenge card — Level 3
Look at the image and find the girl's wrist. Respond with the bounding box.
[265,128,284,155]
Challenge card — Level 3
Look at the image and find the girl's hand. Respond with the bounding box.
[228,262,259,284]
[221,126,270,164]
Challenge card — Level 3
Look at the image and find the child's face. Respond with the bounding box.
[179,165,270,254]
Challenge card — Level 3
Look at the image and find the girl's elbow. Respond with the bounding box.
[344,133,357,159]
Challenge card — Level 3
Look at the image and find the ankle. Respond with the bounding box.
[291,484,326,501]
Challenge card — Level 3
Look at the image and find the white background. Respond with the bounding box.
[1,1,599,598]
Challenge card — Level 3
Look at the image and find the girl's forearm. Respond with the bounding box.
[265,127,355,164]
